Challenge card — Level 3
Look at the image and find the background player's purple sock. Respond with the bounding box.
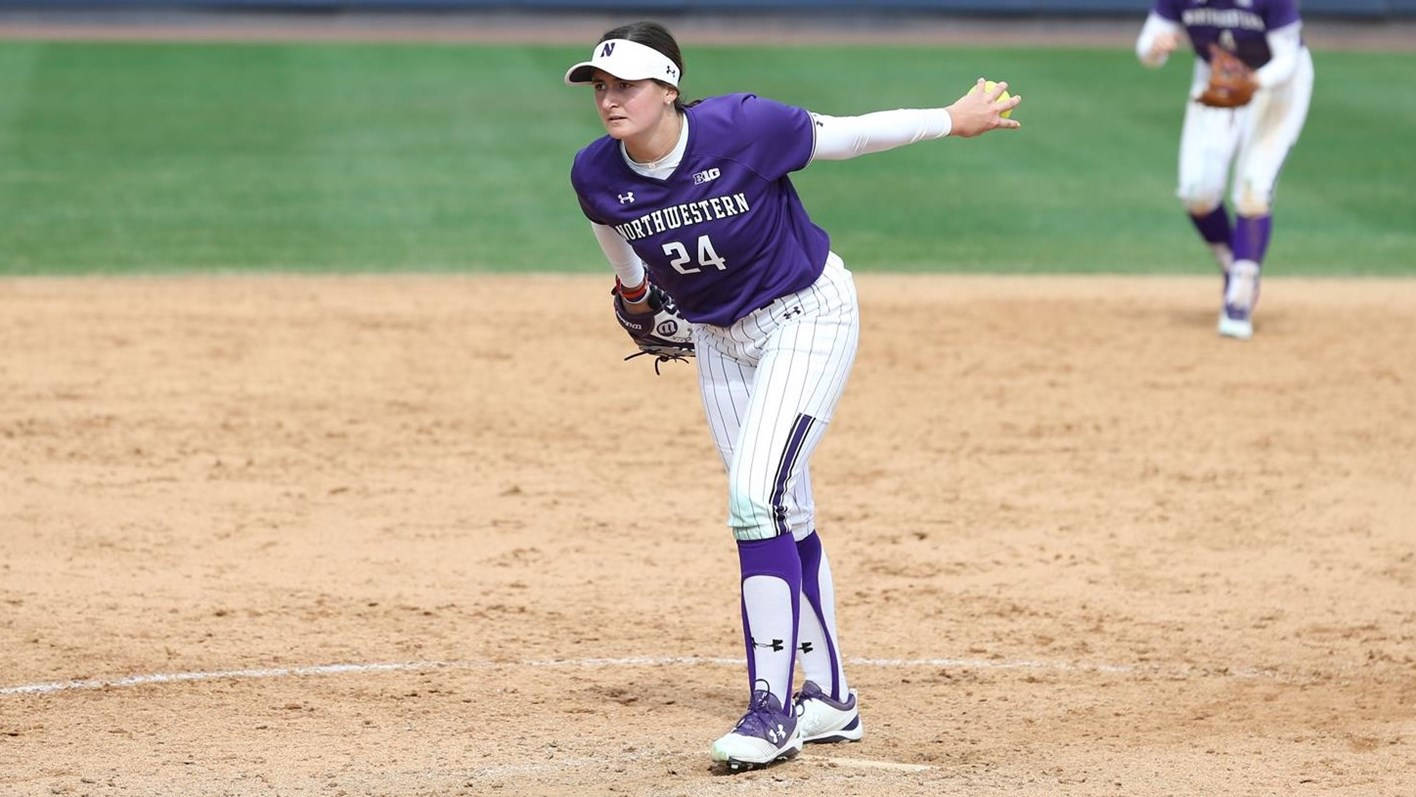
[737,534,801,710]
[1189,204,1235,273]
[1233,214,1273,266]
[1189,204,1233,247]
[796,531,848,701]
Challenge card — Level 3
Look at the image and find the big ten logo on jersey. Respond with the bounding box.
[693,167,720,185]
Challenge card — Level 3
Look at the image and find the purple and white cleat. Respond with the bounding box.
[710,686,802,770]
[792,680,863,743]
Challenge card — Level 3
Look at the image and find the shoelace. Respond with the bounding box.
[623,349,690,375]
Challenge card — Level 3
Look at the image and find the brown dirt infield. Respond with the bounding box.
[2,274,1413,796]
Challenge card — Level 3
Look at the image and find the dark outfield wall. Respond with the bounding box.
[2,0,1413,18]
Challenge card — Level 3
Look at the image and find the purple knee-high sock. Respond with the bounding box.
[1189,204,1233,248]
[796,531,848,701]
[737,534,801,708]
[1232,214,1273,266]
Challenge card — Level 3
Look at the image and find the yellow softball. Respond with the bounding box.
[968,80,1014,119]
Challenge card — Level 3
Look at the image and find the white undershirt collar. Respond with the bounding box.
[621,114,688,179]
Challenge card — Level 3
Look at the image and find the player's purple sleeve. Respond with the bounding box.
[1264,0,1300,30]
[726,94,816,180]
[570,163,608,225]
[576,195,606,225]
[1152,0,1182,23]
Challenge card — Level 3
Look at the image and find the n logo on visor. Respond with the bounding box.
[600,42,615,57]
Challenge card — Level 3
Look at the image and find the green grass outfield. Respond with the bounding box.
[0,41,1412,275]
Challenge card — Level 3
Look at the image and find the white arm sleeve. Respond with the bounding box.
[1136,12,1185,68]
[590,221,646,288]
[1254,22,1303,89]
[808,108,953,163]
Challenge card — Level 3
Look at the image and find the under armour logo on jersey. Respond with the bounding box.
[618,191,635,204]
[782,305,802,319]
[692,168,720,185]
[752,637,785,652]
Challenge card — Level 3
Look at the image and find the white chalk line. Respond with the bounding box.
[0,653,1278,698]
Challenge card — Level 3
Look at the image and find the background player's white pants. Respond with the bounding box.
[1177,48,1314,216]
[695,253,860,542]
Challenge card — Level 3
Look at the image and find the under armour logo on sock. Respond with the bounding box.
[752,637,785,652]
[798,642,814,654]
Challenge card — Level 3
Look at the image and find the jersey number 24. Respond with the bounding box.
[663,235,727,274]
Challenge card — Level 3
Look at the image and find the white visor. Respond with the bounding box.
[563,39,681,87]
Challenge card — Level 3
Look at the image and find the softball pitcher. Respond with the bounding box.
[1136,0,1313,340]
[566,21,1020,769]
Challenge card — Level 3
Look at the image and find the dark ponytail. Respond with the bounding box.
[599,21,687,111]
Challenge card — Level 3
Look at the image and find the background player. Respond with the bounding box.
[566,21,1020,769]
[1136,0,1313,340]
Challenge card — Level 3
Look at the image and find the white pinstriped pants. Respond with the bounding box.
[694,253,860,542]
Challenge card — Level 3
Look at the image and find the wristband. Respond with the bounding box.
[617,277,649,304]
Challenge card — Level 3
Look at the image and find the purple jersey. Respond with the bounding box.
[570,93,829,327]
[1154,0,1300,69]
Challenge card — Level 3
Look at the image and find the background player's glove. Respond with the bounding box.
[612,280,695,371]
[1197,45,1258,108]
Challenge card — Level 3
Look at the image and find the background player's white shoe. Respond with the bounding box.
[1218,304,1253,340]
[1218,261,1260,340]
[793,680,863,743]
[710,689,802,770]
